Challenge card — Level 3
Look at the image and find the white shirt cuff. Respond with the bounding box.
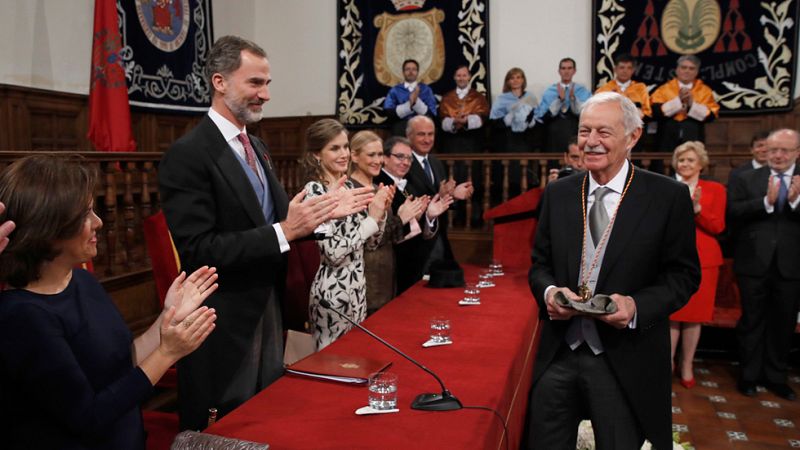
[359,216,380,240]
[571,97,584,113]
[412,99,428,115]
[687,102,709,121]
[396,102,413,119]
[790,195,800,211]
[273,223,290,253]
[544,285,556,303]
[661,97,683,117]
[442,117,456,133]
[764,195,775,213]
[627,309,638,329]
[466,114,482,130]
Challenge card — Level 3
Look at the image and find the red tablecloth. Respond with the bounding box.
[206,266,540,450]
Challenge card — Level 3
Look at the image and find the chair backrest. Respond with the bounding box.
[143,210,181,306]
[171,431,269,450]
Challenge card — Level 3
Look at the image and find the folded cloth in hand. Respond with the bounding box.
[554,291,617,315]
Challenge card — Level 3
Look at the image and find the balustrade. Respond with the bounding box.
[0,150,751,282]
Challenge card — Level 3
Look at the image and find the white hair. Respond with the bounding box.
[581,91,643,135]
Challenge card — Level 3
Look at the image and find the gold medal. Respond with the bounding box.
[577,284,591,303]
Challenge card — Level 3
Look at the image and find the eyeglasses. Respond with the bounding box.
[391,153,413,162]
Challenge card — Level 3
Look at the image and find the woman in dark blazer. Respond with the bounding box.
[0,155,218,450]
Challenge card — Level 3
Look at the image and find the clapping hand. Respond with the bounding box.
[438,179,456,198]
[368,183,391,221]
[789,175,800,203]
[164,266,219,323]
[397,195,426,224]
[330,176,374,219]
[767,175,781,206]
[0,202,15,254]
[452,181,474,200]
[409,86,420,106]
[425,193,454,220]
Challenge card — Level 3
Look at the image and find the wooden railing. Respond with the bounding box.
[0,150,752,281]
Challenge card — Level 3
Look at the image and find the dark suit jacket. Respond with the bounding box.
[727,165,800,279]
[529,166,700,449]
[158,115,290,427]
[394,154,453,292]
[727,160,758,187]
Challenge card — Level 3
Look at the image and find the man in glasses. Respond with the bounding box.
[728,128,800,401]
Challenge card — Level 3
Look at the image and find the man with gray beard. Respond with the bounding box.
[159,35,372,429]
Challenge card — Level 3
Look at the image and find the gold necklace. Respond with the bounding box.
[577,164,635,302]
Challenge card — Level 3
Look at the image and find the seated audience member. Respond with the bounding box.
[349,131,430,315]
[728,128,800,401]
[302,119,391,350]
[383,59,437,137]
[548,135,585,183]
[667,142,726,389]
[439,65,490,154]
[0,155,218,450]
[728,130,771,185]
[650,55,719,157]
[533,57,591,154]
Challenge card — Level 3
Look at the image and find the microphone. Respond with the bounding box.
[318,299,462,411]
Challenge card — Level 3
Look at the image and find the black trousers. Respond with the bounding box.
[736,258,800,383]
[524,344,644,450]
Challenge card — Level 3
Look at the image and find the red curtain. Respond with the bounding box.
[87,0,136,152]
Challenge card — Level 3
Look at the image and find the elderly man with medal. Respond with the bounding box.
[524,91,700,450]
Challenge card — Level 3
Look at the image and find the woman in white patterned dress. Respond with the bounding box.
[302,119,392,350]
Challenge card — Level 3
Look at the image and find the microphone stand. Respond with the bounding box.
[319,300,462,411]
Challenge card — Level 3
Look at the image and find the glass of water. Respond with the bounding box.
[489,259,504,276]
[463,282,481,303]
[429,316,451,343]
[368,372,398,410]
[478,270,495,288]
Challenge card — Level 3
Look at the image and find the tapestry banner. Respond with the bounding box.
[592,0,799,114]
[118,0,214,113]
[337,0,490,126]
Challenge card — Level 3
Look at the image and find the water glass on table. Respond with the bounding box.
[477,270,495,288]
[429,316,451,343]
[368,372,398,411]
[463,282,481,304]
[489,259,504,277]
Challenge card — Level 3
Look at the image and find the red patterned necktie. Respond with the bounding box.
[237,132,263,184]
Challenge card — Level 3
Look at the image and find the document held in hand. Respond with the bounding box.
[285,352,392,385]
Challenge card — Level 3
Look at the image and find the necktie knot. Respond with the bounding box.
[593,186,611,202]
[237,132,263,184]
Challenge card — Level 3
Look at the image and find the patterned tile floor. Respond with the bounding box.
[672,359,800,449]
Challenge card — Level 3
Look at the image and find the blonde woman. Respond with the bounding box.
[669,141,726,388]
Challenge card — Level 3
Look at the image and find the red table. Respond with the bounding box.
[206,266,541,450]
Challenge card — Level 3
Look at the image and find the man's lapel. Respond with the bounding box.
[565,176,586,289]
[597,165,647,288]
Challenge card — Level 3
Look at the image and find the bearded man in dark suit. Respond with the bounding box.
[525,92,700,449]
[158,35,371,430]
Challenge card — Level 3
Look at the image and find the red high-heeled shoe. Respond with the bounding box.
[679,377,696,389]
